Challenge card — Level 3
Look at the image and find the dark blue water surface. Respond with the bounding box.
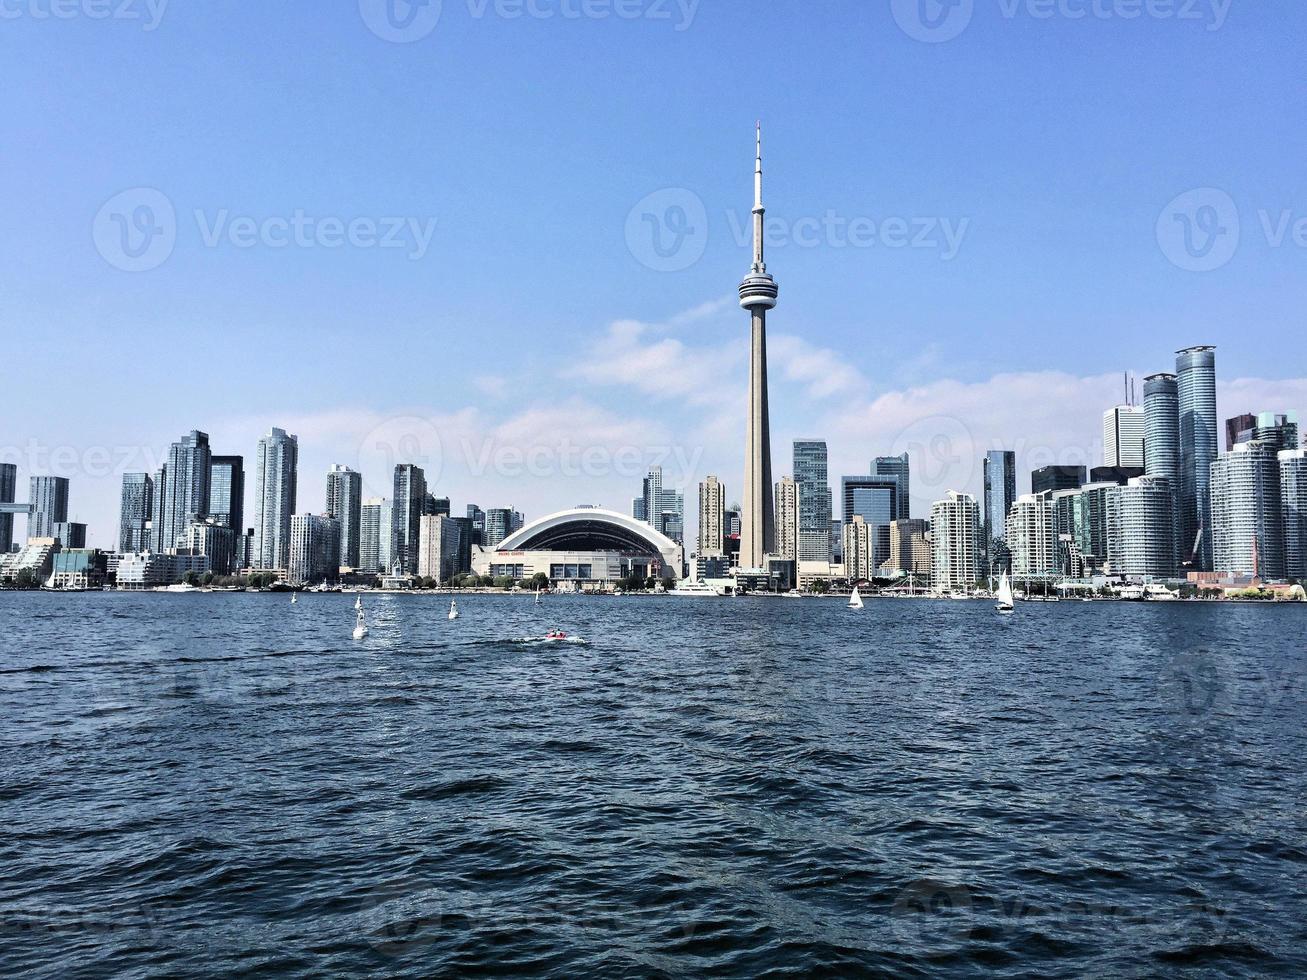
[2,592,1305,978]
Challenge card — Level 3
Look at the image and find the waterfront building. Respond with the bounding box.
[49,549,108,590]
[417,515,463,584]
[1006,493,1056,581]
[0,463,15,552]
[483,506,517,550]
[208,456,244,532]
[1031,465,1085,495]
[1280,450,1307,580]
[774,476,798,561]
[449,516,474,575]
[472,507,683,588]
[698,476,725,557]
[843,515,873,582]
[359,497,392,574]
[872,454,911,520]
[286,514,341,587]
[52,522,87,549]
[1177,346,1218,570]
[639,468,684,545]
[235,528,254,570]
[794,440,832,562]
[326,464,363,569]
[253,428,298,571]
[1103,405,1145,468]
[0,537,58,584]
[157,431,212,552]
[118,472,154,554]
[177,519,236,575]
[930,491,980,592]
[1144,372,1181,567]
[1210,441,1284,580]
[738,125,778,571]
[466,505,485,547]
[1107,476,1179,579]
[1250,412,1300,453]
[392,464,427,575]
[888,518,931,584]
[115,551,209,590]
[28,476,69,542]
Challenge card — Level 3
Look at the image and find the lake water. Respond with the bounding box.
[2,593,1305,977]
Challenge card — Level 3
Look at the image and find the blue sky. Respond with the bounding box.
[2,0,1305,545]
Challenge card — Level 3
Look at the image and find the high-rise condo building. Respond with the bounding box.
[794,440,832,562]
[930,491,980,592]
[843,515,873,581]
[1250,412,1300,453]
[697,476,725,556]
[982,450,1016,570]
[0,463,15,552]
[326,464,363,569]
[466,505,485,547]
[392,464,427,575]
[253,427,298,571]
[1144,372,1181,564]
[1031,465,1085,496]
[1103,405,1145,468]
[774,476,798,561]
[872,454,911,520]
[286,513,341,587]
[417,514,462,583]
[28,476,69,541]
[53,523,87,548]
[1280,450,1307,580]
[738,124,778,571]
[1177,346,1218,570]
[639,467,684,544]
[483,507,517,550]
[888,518,931,583]
[1106,476,1178,579]
[208,456,244,571]
[157,431,212,553]
[1006,492,1056,580]
[359,498,392,574]
[1050,482,1117,575]
[1210,441,1284,579]
[178,519,235,575]
[118,472,154,553]
[1225,413,1257,452]
[425,495,451,517]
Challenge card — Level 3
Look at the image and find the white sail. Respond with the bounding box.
[448,599,459,621]
[848,585,864,610]
[996,573,1014,610]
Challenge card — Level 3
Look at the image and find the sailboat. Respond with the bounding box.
[534,586,542,606]
[352,605,368,640]
[291,593,298,605]
[848,585,864,610]
[355,594,363,612]
[448,599,459,621]
[995,572,1015,614]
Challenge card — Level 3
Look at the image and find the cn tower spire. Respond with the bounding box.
[752,121,766,273]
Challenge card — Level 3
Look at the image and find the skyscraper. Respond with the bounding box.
[1106,476,1178,579]
[793,439,832,561]
[738,124,778,570]
[28,476,69,541]
[1177,346,1218,570]
[888,519,932,583]
[158,431,212,552]
[209,456,244,533]
[1144,372,1181,569]
[118,472,154,553]
[872,454,911,520]
[1250,412,1301,453]
[253,427,298,571]
[1103,405,1145,468]
[483,507,515,550]
[639,467,684,543]
[1280,450,1307,580]
[1210,441,1284,579]
[466,505,485,547]
[697,476,725,556]
[842,474,900,573]
[982,450,1016,570]
[0,463,17,552]
[359,497,392,574]
[1225,413,1257,452]
[1006,493,1056,580]
[931,491,980,592]
[843,515,873,581]
[417,515,462,583]
[392,464,426,574]
[326,464,363,569]
[774,476,798,561]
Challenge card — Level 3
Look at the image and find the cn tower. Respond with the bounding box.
[738,123,778,571]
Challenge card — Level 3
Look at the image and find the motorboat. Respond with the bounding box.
[668,579,719,597]
[545,629,568,641]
